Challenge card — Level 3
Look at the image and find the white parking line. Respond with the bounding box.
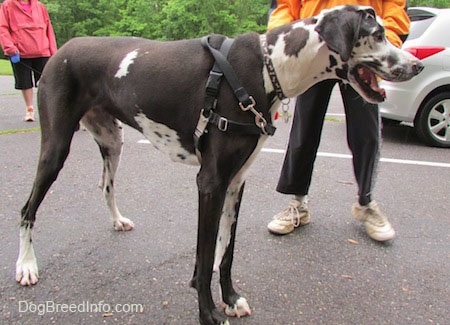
[261,148,450,168]
[137,140,450,168]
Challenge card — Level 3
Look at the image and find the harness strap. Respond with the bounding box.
[194,35,277,161]
[194,37,235,156]
[201,36,254,108]
[203,38,234,116]
[208,112,276,135]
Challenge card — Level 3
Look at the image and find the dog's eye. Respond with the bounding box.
[372,30,384,43]
[365,11,376,20]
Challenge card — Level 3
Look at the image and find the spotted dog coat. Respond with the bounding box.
[16,5,422,325]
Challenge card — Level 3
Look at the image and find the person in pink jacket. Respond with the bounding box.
[0,0,57,122]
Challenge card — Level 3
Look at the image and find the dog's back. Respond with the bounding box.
[40,37,205,131]
[39,35,266,147]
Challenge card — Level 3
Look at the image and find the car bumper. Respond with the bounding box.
[379,81,420,123]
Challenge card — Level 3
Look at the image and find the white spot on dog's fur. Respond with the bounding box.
[16,227,39,286]
[134,113,199,165]
[224,297,251,318]
[213,135,269,272]
[115,50,139,79]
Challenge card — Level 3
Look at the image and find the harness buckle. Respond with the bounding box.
[205,71,223,97]
[217,117,229,131]
[194,109,212,163]
[195,110,210,138]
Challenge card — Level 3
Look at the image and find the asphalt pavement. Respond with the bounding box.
[0,75,449,324]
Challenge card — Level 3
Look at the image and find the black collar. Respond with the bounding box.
[260,34,287,101]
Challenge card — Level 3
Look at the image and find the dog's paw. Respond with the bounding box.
[113,216,135,231]
[223,297,251,318]
[16,261,39,286]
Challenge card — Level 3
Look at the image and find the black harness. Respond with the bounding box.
[194,36,277,160]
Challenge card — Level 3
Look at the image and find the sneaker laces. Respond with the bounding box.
[273,199,304,227]
[358,202,387,225]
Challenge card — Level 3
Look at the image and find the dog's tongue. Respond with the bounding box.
[359,67,386,98]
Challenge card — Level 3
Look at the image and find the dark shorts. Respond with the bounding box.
[10,57,49,89]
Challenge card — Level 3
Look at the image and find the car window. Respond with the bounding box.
[407,17,436,40]
[406,9,437,41]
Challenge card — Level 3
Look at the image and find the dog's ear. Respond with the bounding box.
[315,6,365,61]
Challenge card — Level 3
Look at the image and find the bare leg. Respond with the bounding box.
[21,88,34,108]
[21,88,35,121]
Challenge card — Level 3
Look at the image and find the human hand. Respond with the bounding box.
[10,53,20,63]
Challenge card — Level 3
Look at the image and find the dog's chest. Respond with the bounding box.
[134,113,199,166]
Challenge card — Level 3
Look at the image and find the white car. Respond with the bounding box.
[379,7,450,148]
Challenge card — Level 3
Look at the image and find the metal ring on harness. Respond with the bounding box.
[217,117,229,131]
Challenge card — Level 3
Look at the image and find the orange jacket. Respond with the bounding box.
[0,0,57,58]
[268,0,409,47]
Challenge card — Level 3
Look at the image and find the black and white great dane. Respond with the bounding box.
[16,5,422,325]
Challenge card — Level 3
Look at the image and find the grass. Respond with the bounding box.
[0,59,13,75]
[325,116,343,122]
[0,127,40,135]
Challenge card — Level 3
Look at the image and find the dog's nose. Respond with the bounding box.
[413,60,424,75]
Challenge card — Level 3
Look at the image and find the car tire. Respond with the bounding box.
[414,91,450,148]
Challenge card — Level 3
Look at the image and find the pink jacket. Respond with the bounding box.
[0,0,57,58]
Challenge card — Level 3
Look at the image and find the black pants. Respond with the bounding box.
[276,79,380,206]
[11,57,49,89]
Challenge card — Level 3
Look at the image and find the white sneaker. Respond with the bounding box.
[268,199,310,235]
[352,201,395,241]
[24,108,35,122]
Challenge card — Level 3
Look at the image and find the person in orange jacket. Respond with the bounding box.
[267,0,410,241]
[0,0,57,122]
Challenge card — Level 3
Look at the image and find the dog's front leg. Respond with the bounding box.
[216,182,251,318]
[192,173,229,325]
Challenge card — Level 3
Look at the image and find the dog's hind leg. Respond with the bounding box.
[81,108,134,231]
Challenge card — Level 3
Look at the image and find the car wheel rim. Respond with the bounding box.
[427,99,450,143]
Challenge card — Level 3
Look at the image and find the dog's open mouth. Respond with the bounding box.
[353,65,386,102]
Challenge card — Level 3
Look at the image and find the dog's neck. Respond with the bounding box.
[262,24,344,99]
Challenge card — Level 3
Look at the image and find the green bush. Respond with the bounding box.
[0,59,13,76]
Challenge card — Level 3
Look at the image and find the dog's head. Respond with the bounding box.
[315,5,423,103]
